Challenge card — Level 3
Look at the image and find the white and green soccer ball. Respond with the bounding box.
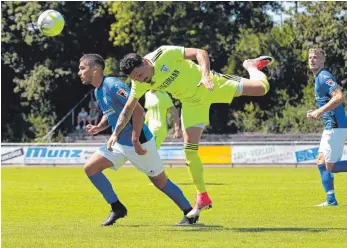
[37,10,65,36]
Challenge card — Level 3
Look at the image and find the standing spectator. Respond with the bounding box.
[76,107,88,130]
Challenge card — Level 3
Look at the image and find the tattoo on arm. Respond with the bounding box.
[114,97,138,136]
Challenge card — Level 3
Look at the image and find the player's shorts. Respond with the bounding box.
[319,128,347,163]
[181,71,243,129]
[95,138,164,177]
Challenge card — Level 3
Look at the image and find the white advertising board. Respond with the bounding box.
[1,146,97,165]
[232,145,295,164]
[232,144,347,164]
[1,144,186,165]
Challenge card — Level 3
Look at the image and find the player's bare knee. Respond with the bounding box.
[84,162,103,176]
[84,163,94,176]
[317,153,325,165]
[149,171,167,190]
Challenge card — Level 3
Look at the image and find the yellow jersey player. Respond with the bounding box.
[144,90,182,149]
[110,45,273,218]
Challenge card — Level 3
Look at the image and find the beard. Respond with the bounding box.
[81,74,93,85]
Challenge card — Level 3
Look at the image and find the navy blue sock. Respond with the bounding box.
[331,160,347,173]
[88,172,118,204]
[317,164,336,202]
[161,179,191,212]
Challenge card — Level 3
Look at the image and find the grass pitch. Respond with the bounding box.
[2,167,347,248]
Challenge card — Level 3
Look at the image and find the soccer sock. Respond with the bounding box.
[248,68,269,94]
[184,143,206,193]
[317,164,336,202]
[161,179,192,211]
[88,172,118,204]
[331,160,347,173]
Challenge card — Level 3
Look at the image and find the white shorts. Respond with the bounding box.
[95,138,164,177]
[319,129,347,163]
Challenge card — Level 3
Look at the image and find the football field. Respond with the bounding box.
[2,167,347,248]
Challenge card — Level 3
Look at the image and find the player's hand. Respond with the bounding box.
[197,75,214,91]
[306,109,323,120]
[107,133,118,151]
[173,128,182,139]
[85,124,100,135]
[132,139,147,155]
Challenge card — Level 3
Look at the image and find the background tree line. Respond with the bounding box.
[1,1,347,142]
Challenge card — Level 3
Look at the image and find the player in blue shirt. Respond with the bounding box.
[307,48,347,206]
[78,54,198,225]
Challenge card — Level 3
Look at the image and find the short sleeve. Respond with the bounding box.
[319,72,339,95]
[130,80,149,99]
[161,92,174,109]
[160,45,185,60]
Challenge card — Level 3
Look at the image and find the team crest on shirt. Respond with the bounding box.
[117,89,128,98]
[160,65,169,73]
[326,79,335,87]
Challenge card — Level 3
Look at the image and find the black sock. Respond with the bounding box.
[183,207,193,216]
[111,200,124,211]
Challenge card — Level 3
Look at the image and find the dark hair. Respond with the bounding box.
[119,53,144,75]
[80,54,105,70]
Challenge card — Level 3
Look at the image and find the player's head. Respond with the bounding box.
[120,53,153,83]
[79,54,105,85]
[308,48,325,71]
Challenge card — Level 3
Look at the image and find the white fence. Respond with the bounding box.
[3,141,347,166]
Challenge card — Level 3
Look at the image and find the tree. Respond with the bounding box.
[1,1,118,141]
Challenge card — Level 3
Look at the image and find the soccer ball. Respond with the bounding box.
[37,10,65,36]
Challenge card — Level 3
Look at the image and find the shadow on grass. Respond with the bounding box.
[168,225,347,233]
[177,183,227,186]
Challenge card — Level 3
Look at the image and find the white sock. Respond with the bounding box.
[248,68,267,81]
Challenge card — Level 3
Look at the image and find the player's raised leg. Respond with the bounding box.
[241,56,273,96]
[84,149,127,226]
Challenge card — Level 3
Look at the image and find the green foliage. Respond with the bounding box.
[1,1,117,141]
[2,1,347,141]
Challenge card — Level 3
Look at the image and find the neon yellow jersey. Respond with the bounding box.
[131,46,206,103]
[144,91,173,133]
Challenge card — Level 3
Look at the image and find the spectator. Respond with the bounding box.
[89,95,98,111]
[88,107,99,126]
[76,107,88,129]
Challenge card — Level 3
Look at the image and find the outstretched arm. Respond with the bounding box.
[132,102,147,155]
[184,48,214,90]
[107,96,139,150]
[115,96,139,136]
[169,106,182,139]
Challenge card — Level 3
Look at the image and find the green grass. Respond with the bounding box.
[2,167,347,248]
